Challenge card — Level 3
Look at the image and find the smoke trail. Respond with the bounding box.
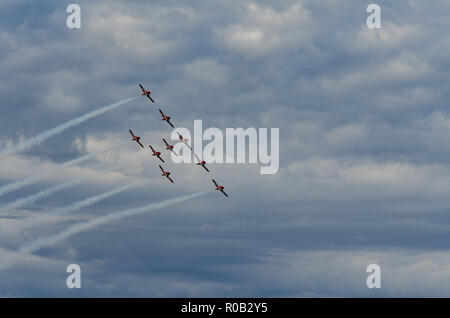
[0,142,125,198]
[19,192,208,254]
[0,179,79,215]
[0,160,134,216]
[0,96,138,159]
[19,183,137,230]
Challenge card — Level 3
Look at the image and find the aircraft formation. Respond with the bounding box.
[131,84,228,197]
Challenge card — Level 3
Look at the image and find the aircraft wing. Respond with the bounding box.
[167,176,174,183]
[137,140,144,148]
[203,166,210,173]
[159,109,165,117]
[158,155,165,163]
[195,154,201,163]
[212,179,219,187]
[139,84,145,92]
[149,145,155,153]
[148,95,155,103]
[167,119,174,128]
[163,138,169,147]
[129,129,135,138]
[159,165,165,173]
[221,190,228,197]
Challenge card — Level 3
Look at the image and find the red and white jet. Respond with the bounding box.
[139,83,155,103]
[129,129,144,148]
[159,109,174,128]
[212,179,228,197]
[163,138,178,156]
[159,165,174,183]
[177,132,192,150]
[195,154,209,172]
[149,144,164,162]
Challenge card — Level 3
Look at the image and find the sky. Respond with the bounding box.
[1,0,450,297]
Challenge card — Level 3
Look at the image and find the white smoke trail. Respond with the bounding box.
[19,183,137,230]
[19,192,208,254]
[0,160,134,216]
[0,179,79,215]
[0,96,138,159]
[0,142,126,198]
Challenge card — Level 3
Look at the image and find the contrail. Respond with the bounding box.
[0,160,134,216]
[17,183,137,231]
[0,142,126,198]
[19,192,208,254]
[0,96,137,158]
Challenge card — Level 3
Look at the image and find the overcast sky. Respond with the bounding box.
[1,0,450,297]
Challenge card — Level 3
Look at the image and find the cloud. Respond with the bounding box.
[84,2,197,60]
[354,22,419,52]
[2,0,450,297]
[215,3,311,57]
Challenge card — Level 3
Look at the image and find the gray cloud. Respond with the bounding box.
[1,0,450,297]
